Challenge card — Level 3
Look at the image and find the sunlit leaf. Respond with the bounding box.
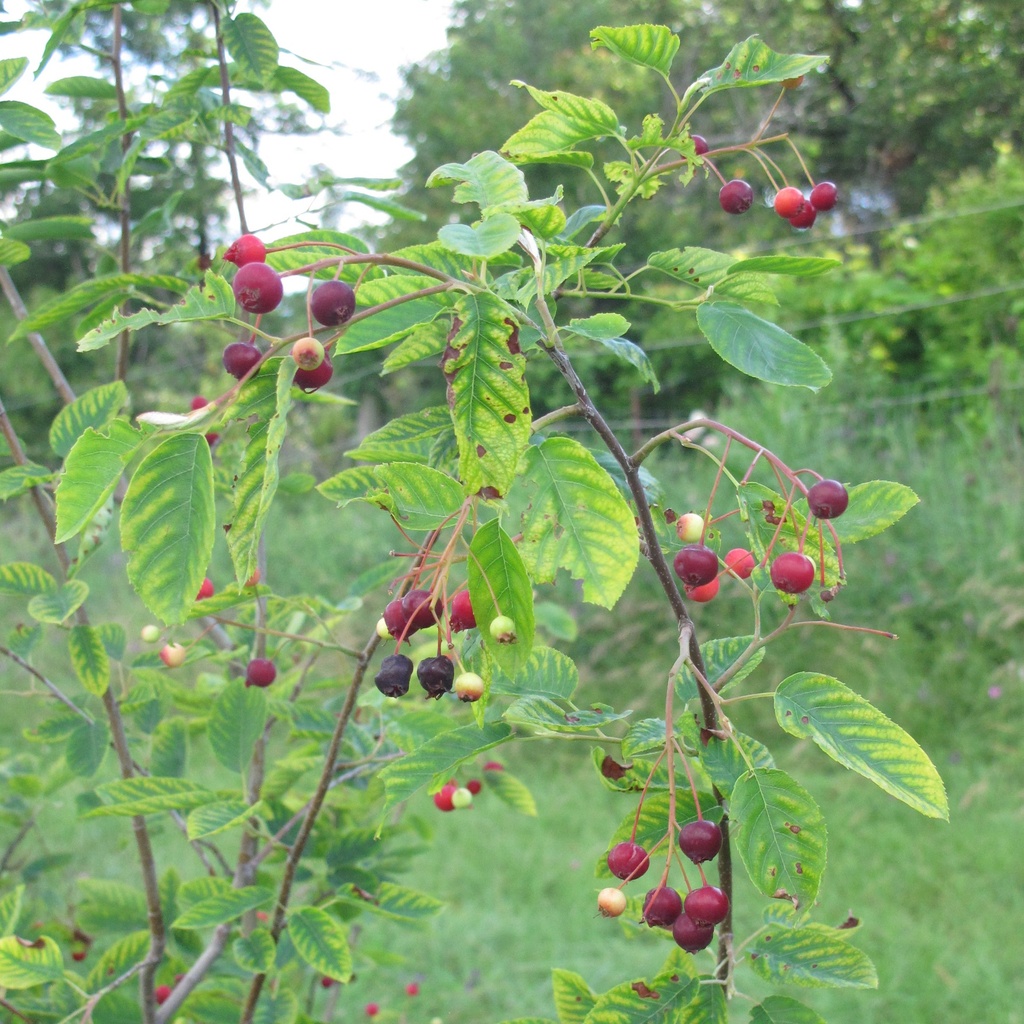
[223,12,279,84]
[590,24,679,76]
[0,935,63,988]
[701,39,828,95]
[828,481,919,544]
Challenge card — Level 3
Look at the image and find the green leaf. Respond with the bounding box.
[0,101,59,149]
[68,624,109,697]
[150,717,188,778]
[49,381,129,459]
[273,65,330,113]
[27,579,88,624]
[379,721,512,815]
[702,38,828,95]
[0,462,54,501]
[504,697,631,733]
[582,971,698,1023]
[747,923,877,989]
[5,216,95,243]
[775,673,948,819]
[334,274,450,356]
[566,313,630,341]
[829,481,919,544]
[0,887,23,938]
[489,646,578,700]
[439,214,522,258]
[208,679,268,774]
[55,421,146,543]
[552,968,595,1024]
[519,436,639,608]
[750,995,829,1024]
[288,906,353,982]
[226,358,293,586]
[44,75,117,99]
[696,302,831,390]
[316,466,380,509]
[381,319,450,374]
[648,247,777,304]
[484,769,537,816]
[621,718,666,758]
[85,931,148,991]
[728,257,841,278]
[446,293,531,496]
[468,520,535,676]
[590,24,680,76]
[0,58,28,98]
[77,879,148,933]
[568,330,658,390]
[65,718,109,777]
[121,433,216,625]
[676,635,765,701]
[370,463,465,530]
[0,935,63,988]
[345,406,451,465]
[700,731,775,796]
[0,562,56,597]
[172,885,274,930]
[252,989,298,1024]
[427,150,528,210]
[187,800,260,840]
[88,777,215,817]
[334,881,444,921]
[730,768,827,907]
[233,928,276,973]
[0,238,30,267]
[223,13,279,83]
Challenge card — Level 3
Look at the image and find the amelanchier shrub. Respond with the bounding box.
[0,10,944,1024]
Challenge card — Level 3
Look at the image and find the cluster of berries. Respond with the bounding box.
[718,177,838,228]
[599,820,728,953]
[220,234,357,393]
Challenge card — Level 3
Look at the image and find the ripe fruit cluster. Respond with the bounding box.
[719,177,838,228]
[602,819,730,954]
[432,774,485,812]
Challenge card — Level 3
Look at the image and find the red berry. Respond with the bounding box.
[196,577,214,601]
[606,841,650,881]
[685,577,719,603]
[642,886,683,928]
[402,589,439,631]
[365,1005,379,1018]
[223,234,266,266]
[810,181,838,211]
[159,643,187,669]
[466,778,482,795]
[310,280,356,327]
[190,395,209,411]
[773,186,806,219]
[724,548,756,579]
[678,820,723,864]
[245,658,276,688]
[672,912,715,953]
[788,203,817,229]
[155,985,173,1005]
[692,134,709,155]
[770,551,816,594]
[673,544,719,587]
[684,885,730,926]
[293,351,333,393]
[71,949,87,962]
[483,760,504,772]
[449,589,476,631]
[222,341,262,380]
[433,783,457,812]
[233,262,283,314]
[405,981,420,996]
[383,599,410,639]
[807,478,849,518]
[719,179,754,215]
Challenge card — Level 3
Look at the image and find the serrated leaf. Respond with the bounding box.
[288,906,352,981]
[88,777,215,817]
[273,65,329,112]
[702,38,828,95]
[252,989,298,1024]
[172,885,274,929]
[520,437,639,608]
[226,358,293,586]
[316,466,380,507]
[747,923,877,988]
[0,462,54,500]
[647,247,777,304]
[582,971,698,1023]
[0,562,56,596]
[439,214,522,258]
[334,274,450,356]
[27,579,88,624]
[446,294,530,496]
[0,237,30,267]
[0,935,63,988]
[233,928,276,973]
[381,319,450,374]
[829,481,919,544]
[68,624,109,696]
[150,717,188,778]
[65,718,108,777]
[0,887,23,939]
[468,519,535,676]
[427,150,528,210]
[380,721,512,815]
[696,302,831,390]
[49,382,129,459]
[334,881,444,921]
[186,799,259,840]
[0,100,60,149]
[676,635,765,701]
[730,768,827,907]
[700,731,775,795]
[484,769,537,816]
[775,673,948,819]
[97,622,126,661]
[489,645,578,699]
[345,406,451,464]
[620,718,668,759]
[750,995,829,1024]
[223,13,279,83]
[504,697,631,733]
[728,257,841,278]
[121,433,215,625]
[0,58,28,98]
[371,463,464,530]
[552,968,595,1024]
[208,679,268,774]
[77,879,148,933]
[590,24,679,76]
[84,930,148,991]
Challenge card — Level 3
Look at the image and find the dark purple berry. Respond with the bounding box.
[417,655,455,699]
[642,886,683,928]
[810,181,838,211]
[402,589,440,631]
[375,654,413,698]
[245,658,276,688]
[692,134,709,156]
[789,203,817,229]
[606,841,650,881]
[807,479,849,519]
[719,179,754,215]
[672,913,715,953]
[293,351,333,393]
[769,551,816,594]
[673,544,719,588]
[222,341,262,380]
[232,262,283,314]
[310,280,356,327]
[383,599,410,640]
[678,820,723,864]
[683,885,730,926]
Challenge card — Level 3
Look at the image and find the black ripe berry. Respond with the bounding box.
[672,913,715,953]
[293,351,333,393]
[310,280,356,327]
[222,341,262,380]
[606,841,650,881]
[807,479,849,519]
[642,886,683,928]
[673,544,719,588]
[375,654,413,698]
[678,820,723,864]
[719,179,754,214]
[417,655,455,699]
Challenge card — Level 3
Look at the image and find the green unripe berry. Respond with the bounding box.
[451,787,474,809]
[489,615,516,644]
[140,624,161,644]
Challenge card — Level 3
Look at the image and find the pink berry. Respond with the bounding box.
[155,985,173,1005]
[293,351,333,393]
[466,778,482,795]
[405,981,420,996]
[159,643,187,669]
[773,186,806,219]
[365,1004,379,1018]
[685,577,719,603]
[810,181,838,211]
[449,589,476,631]
[196,577,214,601]
[190,395,209,411]
[223,234,266,266]
[788,203,817,229]
[724,548,756,579]
[383,598,410,639]
[232,262,283,314]
[433,783,457,812]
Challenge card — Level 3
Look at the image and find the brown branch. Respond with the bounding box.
[210,2,248,233]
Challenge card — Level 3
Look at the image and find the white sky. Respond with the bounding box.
[3,0,455,234]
